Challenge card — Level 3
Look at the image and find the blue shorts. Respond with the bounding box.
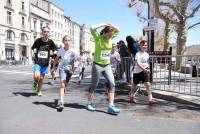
[34,64,48,74]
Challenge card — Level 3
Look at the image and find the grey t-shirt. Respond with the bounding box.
[57,48,78,70]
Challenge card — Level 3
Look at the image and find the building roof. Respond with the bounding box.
[48,1,64,11]
[186,47,200,55]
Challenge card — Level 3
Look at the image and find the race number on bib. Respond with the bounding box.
[100,50,110,60]
[38,51,48,58]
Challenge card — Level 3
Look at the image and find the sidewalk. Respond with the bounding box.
[119,83,200,107]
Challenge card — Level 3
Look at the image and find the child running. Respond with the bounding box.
[130,40,157,106]
[31,26,57,96]
[53,35,79,111]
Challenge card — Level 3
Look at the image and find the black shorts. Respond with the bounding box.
[133,71,150,84]
[50,63,58,70]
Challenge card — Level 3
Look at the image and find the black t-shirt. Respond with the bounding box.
[31,38,57,66]
[119,45,130,57]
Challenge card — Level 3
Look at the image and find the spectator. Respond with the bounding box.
[117,40,131,83]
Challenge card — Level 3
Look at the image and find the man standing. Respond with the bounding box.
[31,26,57,96]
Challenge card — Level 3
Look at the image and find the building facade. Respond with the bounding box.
[0,0,95,63]
[0,0,30,62]
[49,2,64,48]
[29,0,51,64]
[80,25,95,57]
[72,21,81,53]
[63,16,81,54]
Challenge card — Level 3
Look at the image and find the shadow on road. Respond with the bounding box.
[95,110,119,116]
[33,100,56,109]
[64,103,85,109]
[13,92,36,97]
[32,99,86,111]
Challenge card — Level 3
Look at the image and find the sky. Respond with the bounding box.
[49,0,200,46]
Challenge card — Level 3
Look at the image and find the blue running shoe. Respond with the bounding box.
[107,105,120,114]
[86,104,96,112]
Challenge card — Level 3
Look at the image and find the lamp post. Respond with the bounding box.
[130,0,155,81]
[146,0,155,82]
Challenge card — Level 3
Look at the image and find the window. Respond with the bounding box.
[51,9,54,15]
[21,1,24,10]
[7,11,12,25]
[55,32,57,39]
[21,33,26,42]
[34,35,36,41]
[51,31,54,38]
[7,0,11,4]
[6,30,13,40]
[55,21,57,27]
[22,16,25,26]
[40,21,43,31]
[52,20,54,27]
[33,20,37,31]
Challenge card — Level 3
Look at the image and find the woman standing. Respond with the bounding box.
[86,23,120,114]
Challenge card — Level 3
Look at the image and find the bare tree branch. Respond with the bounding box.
[187,3,200,18]
[188,22,200,30]
[159,2,183,20]
[154,0,179,25]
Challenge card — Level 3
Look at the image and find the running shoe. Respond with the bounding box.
[32,82,38,92]
[107,105,120,114]
[86,104,96,112]
[130,96,137,103]
[37,91,43,97]
[57,101,64,110]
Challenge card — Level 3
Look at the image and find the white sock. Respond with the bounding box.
[60,99,64,104]
[87,101,92,105]
[148,94,153,101]
[109,102,114,107]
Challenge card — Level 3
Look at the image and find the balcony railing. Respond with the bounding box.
[4,2,13,10]
[19,8,27,16]
[5,38,14,41]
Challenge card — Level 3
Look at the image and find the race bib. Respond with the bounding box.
[100,50,110,60]
[38,51,48,59]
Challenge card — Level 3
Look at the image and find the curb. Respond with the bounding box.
[119,83,200,107]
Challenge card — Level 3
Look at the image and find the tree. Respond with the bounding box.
[154,0,200,70]
[128,0,172,51]
[129,0,200,70]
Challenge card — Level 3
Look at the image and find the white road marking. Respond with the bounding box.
[0,70,32,75]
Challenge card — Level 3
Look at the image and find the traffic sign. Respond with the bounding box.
[143,25,156,31]
[147,19,158,25]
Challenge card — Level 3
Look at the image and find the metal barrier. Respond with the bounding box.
[0,60,23,65]
[118,55,200,97]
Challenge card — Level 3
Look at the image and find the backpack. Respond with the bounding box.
[131,43,140,57]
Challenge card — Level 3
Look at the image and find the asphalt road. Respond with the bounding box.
[0,65,200,134]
